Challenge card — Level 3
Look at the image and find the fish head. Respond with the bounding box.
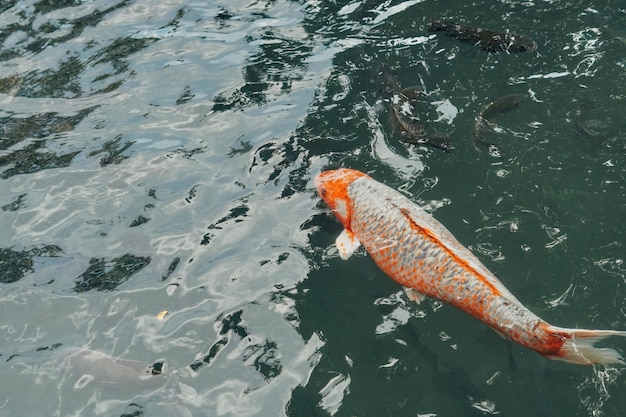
[376,63,401,98]
[315,169,368,227]
[512,35,537,52]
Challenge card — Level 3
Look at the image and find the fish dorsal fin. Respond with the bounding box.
[336,228,361,260]
[396,203,521,302]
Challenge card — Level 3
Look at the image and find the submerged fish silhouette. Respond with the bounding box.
[472,94,526,153]
[428,19,537,53]
[58,348,196,415]
[377,64,454,153]
[316,168,626,365]
[59,348,166,390]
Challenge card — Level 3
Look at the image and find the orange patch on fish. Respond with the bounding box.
[398,207,500,308]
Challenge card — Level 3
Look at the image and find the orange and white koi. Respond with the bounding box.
[315,168,626,365]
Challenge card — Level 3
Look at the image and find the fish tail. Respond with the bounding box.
[548,327,626,365]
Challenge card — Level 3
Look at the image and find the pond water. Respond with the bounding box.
[0,0,625,416]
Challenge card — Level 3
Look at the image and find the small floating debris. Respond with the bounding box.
[156,309,169,320]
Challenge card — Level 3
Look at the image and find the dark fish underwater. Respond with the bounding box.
[428,19,537,53]
[377,64,454,153]
[473,93,526,153]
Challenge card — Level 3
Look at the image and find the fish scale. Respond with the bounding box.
[316,168,626,365]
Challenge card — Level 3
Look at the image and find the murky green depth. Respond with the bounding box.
[0,1,624,416]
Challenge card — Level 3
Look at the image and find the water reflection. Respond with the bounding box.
[212,17,311,112]
[189,309,282,381]
[0,0,133,59]
[0,107,94,177]
[74,254,151,292]
[0,141,79,178]
[88,134,135,166]
[200,196,250,246]
[0,244,61,283]
[1,192,26,211]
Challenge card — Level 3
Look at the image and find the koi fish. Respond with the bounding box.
[315,168,626,365]
[428,19,537,53]
[59,348,166,390]
[377,64,455,153]
[472,93,526,153]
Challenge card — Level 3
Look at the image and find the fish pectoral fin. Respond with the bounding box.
[336,228,361,260]
[492,328,512,341]
[404,287,427,304]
